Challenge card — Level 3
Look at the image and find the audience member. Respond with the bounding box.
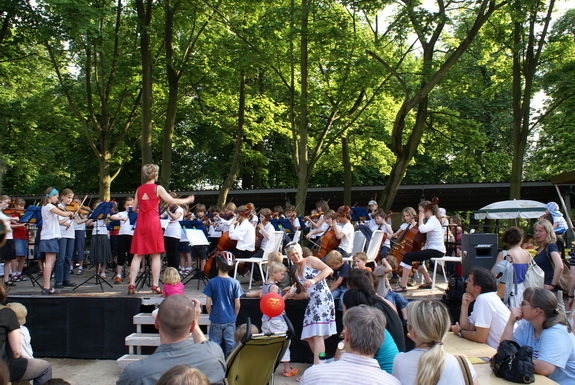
[300,305,401,385]
[324,250,349,311]
[43,380,71,385]
[451,267,510,348]
[117,295,225,385]
[233,323,259,344]
[203,252,242,357]
[393,300,477,385]
[156,365,209,385]
[5,302,33,359]
[501,287,575,385]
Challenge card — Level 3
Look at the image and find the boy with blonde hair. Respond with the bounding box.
[324,250,350,311]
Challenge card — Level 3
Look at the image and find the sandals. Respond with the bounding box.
[127,284,136,295]
[41,287,60,295]
[418,282,432,289]
[393,285,408,293]
[282,368,299,377]
[151,285,163,294]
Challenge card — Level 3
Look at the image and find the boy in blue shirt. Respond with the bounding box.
[203,251,243,356]
[324,250,350,311]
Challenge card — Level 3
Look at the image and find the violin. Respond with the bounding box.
[65,202,93,216]
[305,211,324,221]
[2,208,25,216]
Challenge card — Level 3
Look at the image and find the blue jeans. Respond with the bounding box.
[332,286,348,311]
[209,321,236,356]
[55,238,74,284]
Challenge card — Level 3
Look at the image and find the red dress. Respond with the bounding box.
[130,183,165,255]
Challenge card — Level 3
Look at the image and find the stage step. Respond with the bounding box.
[117,354,150,369]
[125,333,161,349]
[140,296,206,307]
[133,313,210,326]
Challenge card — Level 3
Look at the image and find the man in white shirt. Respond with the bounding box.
[301,305,401,385]
[451,267,510,348]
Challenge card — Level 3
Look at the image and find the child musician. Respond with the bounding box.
[72,197,88,275]
[0,195,20,285]
[326,206,354,259]
[10,198,28,282]
[161,192,184,269]
[190,204,210,272]
[109,197,134,284]
[87,200,112,279]
[370,211,394,259]
[253,208,274,258]
[37,187,74,294]
[206,205,223,254]
[228,205,256,259]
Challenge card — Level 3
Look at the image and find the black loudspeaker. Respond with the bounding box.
[461,233,498,277]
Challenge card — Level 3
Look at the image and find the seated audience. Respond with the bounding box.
[342,289,399,373]
[300,305,401,385]
[117,295,225,385]
[501,287,575,385]
[393,299,477,385]
[450,267,510,348]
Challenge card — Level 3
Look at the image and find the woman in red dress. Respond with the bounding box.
[128,164,194,295]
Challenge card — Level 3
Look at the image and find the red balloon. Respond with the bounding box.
[260,292,285,318]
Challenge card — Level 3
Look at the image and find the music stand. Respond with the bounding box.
[19,207,43,286]
[20,206,42,227]
[181,221,210,288]
[74,202,115,292]
[351,207,370,222]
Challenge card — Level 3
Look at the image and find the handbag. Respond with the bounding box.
[523,257,544,289]
[490,340,535,383]
[455,355,473,385]
[545,245,570,291]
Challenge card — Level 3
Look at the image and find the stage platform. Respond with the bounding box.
[5,266,448,362]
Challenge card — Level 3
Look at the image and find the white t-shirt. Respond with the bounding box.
[91,219,109,237]
[208,217,223,238]
[370,221,392,248]
[74,219,86,231]
[59,215,75,239]
[229,219,255,252]
[0,212,14,240]
[41,204,61,240]
[469,291,510,348]
[258,222,275,251]
[116,211,134,236]
[338,221,355,254]
[419,215,446,253]
[162,207,183,239]
[392,348,476,385]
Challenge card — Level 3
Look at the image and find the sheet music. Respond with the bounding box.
[185,229,210,246]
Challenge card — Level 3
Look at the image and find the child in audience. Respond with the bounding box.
[6,302,33,359]
[162,267,184,297]
[324,250,350,311]
[353,251,371,271]
[522,234,535,249]
[234,323,260,344]
[373,257,409,321]
[203,252,243,356]
[262,262,298,377]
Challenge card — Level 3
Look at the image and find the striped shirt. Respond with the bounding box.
[300,353,401,385]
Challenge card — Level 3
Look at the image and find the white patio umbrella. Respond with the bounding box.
[474,199,547,220]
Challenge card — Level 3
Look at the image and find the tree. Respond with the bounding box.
[35,0,142,199]
[348,0,510,210]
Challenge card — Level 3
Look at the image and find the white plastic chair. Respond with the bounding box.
[365,230,385,263]
[342,230,365,264]
[430,256,462,292]
[234,231,283,289]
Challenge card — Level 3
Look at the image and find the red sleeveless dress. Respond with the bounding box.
[130,183,165,255]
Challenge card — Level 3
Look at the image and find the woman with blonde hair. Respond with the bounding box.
[392,299,478,385]
[533,219,565,311]
[128,164,194,295]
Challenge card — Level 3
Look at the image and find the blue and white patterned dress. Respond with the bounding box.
[298,263,336,340]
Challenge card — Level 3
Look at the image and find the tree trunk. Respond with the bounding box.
[99,152,112,201]
[160,0,177,189]
[136,0,153,174]
[294,0,309,215]
[342,135,352,206]
[217,73,246,208]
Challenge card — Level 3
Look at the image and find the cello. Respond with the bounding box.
[314,206,350,259]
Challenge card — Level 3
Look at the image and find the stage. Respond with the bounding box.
[5,267,446,362]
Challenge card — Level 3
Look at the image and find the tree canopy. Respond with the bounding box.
[0,0,573,211]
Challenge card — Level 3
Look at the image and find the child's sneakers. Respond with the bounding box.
[114,275,122,284]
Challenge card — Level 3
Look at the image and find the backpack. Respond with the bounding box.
[443,273,466,323]
[492,251,517,307]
